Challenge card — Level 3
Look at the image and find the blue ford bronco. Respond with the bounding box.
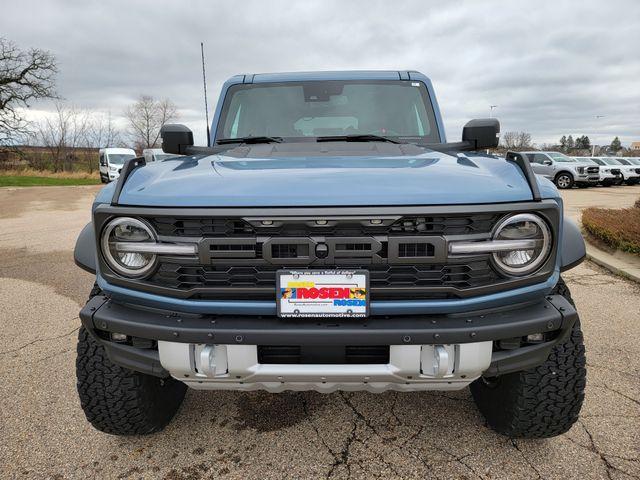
[74,71,587,437]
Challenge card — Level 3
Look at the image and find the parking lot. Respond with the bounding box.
[1,185,639,480]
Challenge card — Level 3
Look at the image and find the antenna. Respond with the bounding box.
[200,42,211,146]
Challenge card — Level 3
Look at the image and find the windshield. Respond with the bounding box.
[107,154,135,165]
[216,80,440,143]
[627,159,640,165]
[590,158,605,166]
[578,158,598,165]
[616,159,631,165]
[602,158,621,165]
[548,152,575,162]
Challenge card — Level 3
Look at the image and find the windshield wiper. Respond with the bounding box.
[316,134,401,144]
[216,136,283,145]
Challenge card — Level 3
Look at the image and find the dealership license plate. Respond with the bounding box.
[277,270,369,318]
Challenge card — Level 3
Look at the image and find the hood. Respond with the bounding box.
[116,149,541,207]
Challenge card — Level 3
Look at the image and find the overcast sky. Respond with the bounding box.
[2,0,639,146]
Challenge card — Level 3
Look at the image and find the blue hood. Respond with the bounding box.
[115,151,542,207]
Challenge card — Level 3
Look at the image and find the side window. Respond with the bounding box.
[533,154,549,164]
[525,153,535,163]
[99,154,105,166]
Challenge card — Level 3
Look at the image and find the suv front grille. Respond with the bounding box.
[150,260,498,300]
[147,214,499,237]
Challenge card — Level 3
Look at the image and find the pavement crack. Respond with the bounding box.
[579,420,639,479]
[603,384,640,407]
[510,439,543,479]
[299,394,338,460]
[0,321,79,355]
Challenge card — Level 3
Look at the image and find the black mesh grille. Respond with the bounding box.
[147,214,499,237]
[257,345,389,364]
[139,213,506,300]
[150,260,497,300]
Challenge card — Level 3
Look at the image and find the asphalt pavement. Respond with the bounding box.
[0,185,638,479]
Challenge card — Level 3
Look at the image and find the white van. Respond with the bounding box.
[99,148,137,183]
[142,148,176,163]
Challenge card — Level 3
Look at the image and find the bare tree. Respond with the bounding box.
[84,111,121,149]
[37,102,90,172]
[124,95,177,150]
[501,131,533,150]
[0,37,57,147]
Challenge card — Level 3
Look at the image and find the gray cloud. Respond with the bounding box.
[2,0,639,146]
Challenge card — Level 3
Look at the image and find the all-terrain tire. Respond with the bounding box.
[470,278,586,438]
[76,286,187,435]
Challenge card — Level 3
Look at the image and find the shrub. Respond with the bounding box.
[582,206,640,256]
[635,197,640,209]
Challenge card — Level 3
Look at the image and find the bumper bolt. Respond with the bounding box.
[433,333,440,339]
[100,321,107,329]
[470,332,477,338]
[207,333,213,338]
[235,335,243,343]
[466,319,473,323]
[547,321,554,329]
[173,332,179,337]
[402,335,411,343]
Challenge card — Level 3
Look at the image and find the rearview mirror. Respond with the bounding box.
[161,124,194,154]
[462,118,500,150]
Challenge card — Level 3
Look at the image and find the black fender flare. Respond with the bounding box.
[560,216,586,272]
[74,222,97,274]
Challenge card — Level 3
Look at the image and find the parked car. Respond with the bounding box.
[594,157,640,185]
[613,158,640,185]
[75,70,586,439]
[98,148,136,183]
[142,148,178,163]
[521,151,599,189]
[573,156,622,186]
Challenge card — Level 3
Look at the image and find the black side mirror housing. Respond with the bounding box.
[462,118,500,150]
[543,159,553,165]
[161,124,194,154]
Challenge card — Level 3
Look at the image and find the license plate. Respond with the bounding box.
[277,270,369,318]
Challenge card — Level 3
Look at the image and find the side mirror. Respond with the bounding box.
[161,124,194,154]
[462,118,500,149]
[543,159,553,165]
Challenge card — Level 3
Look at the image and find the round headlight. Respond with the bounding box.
[101,217,157,277]
[492,213,551,276]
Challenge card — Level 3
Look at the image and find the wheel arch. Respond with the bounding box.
[560,216,586,271]
[74,222,97,274]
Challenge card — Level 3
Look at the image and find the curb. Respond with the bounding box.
[585,245,640,284]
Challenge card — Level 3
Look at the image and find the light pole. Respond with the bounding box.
[489,105,498,118]
[593,115,605,156]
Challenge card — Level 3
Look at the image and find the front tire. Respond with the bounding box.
[554,172,574,189]
[470,279,586,438]
[76,285,186,435]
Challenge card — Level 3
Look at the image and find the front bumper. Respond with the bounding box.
[80,293,578,391]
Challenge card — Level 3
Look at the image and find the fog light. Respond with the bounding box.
[110,332,128,342]
[526,333,545,343]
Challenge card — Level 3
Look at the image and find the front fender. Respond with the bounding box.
[560,216,586,272]
[74,222,97,274]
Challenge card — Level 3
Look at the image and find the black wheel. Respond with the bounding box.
[470,278,586,438]
[76,286,187,435]
[554,173,574,189]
